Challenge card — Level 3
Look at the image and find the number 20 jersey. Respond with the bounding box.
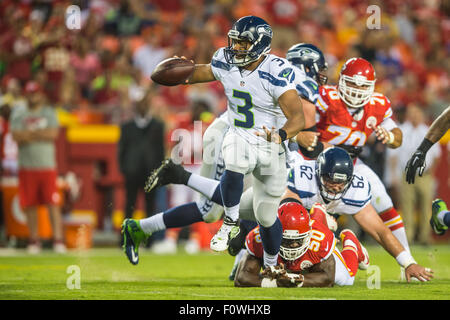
[246,219,335,272]
[315,85,395,147]
[210,48,298,144]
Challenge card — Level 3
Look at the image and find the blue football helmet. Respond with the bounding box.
[224,16,272,67]
[315,147,354,201]
[286,43,328,85]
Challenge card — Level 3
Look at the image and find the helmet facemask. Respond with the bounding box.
[338,74,375,108]
[224,26,272,67]
[279,228,311,261]
[317,172,353,202]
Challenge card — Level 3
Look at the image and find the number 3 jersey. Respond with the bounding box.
[315,85,397,148]
[287,157,372,215]
[246,219,335,272]
[210,48,300,144]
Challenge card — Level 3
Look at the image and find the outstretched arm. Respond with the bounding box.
[405,106,450,184]
[425,106,450,143]
[353,204,434,282]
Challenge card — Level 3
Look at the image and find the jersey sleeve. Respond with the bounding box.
[372,93,397,131]
[210,47,232,81]
[315,85,334,115]
[245,227,264,258]
[259,56,298,101]
[339,174,372,214]
[293,69,319,104]
[309,221,336,263]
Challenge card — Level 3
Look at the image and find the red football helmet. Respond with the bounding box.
[278,201,312,261]
[338,57,376,108]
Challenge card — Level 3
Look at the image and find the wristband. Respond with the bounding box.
[387,131,395,144]
[395,250,417,269]
[261,278,277,288]
[278,129,287,142]
[417,138,434,153]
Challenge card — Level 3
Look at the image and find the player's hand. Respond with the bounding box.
[405,264,434,282]
[255,126,282,144]
[404,150,426,184]
[370,124,393,144]
[261,263,286,279]
[275,272,305,288]
[297,131,320,151]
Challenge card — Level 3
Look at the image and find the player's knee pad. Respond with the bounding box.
[254,196,280,228]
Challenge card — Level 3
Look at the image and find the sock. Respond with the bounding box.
[220,170,244,221]
[187,174,220,199]
[210,185,223,205]
[380,208,410,253]
[240,219,258,234]
[139,212,165,235]
[140,202,203,235]
[259,218,282,256]
[438,210,450,227]
[263,250,278,268]
[341,244,358,277]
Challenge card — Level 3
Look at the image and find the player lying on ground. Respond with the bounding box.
[405,106,450,184]
[234,200,368,287]
[137,147,433,282]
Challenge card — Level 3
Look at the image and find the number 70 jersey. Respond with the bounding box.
[316,85,394,147]
[210,47,299,144]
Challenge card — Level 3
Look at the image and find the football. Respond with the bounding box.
[151,57,195,86]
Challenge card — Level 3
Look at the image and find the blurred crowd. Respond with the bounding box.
[0,0,448,247]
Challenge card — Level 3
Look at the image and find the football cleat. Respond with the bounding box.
[430,199,448,235]
[227,223,247,256]
[144,159,192,193]
[340,229,369,270]
[122,219,148,265]
[210,216,240,252]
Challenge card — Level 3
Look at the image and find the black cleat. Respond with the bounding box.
[144,159,192,193]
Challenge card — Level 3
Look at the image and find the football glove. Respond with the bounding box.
[405,150,426,184]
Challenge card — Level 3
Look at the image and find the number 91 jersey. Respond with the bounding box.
[315,85,394,147]
[245,219,335,272]
[210,47,298,144]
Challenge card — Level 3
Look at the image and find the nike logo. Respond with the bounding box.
[130,246,138,264]
[278,152,285,156]
[282,71,291,78]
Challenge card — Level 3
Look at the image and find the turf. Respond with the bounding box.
[0,245,449,300]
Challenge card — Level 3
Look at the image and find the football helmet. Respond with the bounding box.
[338,57,376,108]
[278,201,312,261]
[315,147,354,201]
[224,16,272,67]
[286,43,328,85]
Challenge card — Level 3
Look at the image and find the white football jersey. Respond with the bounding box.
[286,157,372,215]
[211,48,298,144]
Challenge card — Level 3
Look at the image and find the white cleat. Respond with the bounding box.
[210,218,240,252]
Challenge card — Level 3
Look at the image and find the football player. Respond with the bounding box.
[234,200,368,287]
[150,148,433,282]
[297,57,411,256]
[123,16,307,268]
[405,106,450,184]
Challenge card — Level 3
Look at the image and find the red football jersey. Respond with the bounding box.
[315,85,393,147]
[246,219,336,272]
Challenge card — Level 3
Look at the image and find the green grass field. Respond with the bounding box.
[0,245,449,300]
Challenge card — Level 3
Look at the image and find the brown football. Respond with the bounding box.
[151,57,195,86]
